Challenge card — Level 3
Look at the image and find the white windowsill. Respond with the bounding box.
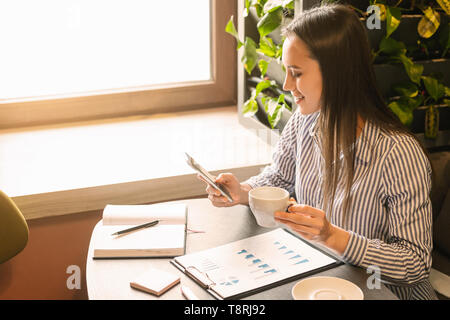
[0,106,277,220]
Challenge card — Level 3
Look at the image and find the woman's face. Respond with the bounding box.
[282,36,323,115]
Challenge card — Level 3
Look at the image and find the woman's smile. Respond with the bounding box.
[294,95,305,104]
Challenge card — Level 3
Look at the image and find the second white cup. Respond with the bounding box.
[248,186,291,228]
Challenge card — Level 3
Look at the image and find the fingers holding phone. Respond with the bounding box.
[197,174,221,199]
[197,173,239,207]
[185,153,242,206]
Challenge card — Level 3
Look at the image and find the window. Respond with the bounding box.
[0,0,236,128]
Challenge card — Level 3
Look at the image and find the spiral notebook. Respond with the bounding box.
[170,228,341,300]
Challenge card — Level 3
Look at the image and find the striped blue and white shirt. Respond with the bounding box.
[245,110,437,300]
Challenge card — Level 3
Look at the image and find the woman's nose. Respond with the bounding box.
[283,74,293,92]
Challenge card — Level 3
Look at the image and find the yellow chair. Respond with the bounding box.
[0,190,29,264]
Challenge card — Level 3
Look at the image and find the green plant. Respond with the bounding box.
[371,0,449,61]
[382,34,449,130]
[367,0,450,137]
[422,76,450,137]
[388,76,449,127]
[225,0,294,129]
[227,0,450,134]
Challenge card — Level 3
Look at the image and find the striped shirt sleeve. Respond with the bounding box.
[244,110,302,195]
[342,137,433,285]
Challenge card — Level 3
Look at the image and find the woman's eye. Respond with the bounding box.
[291,71,302,78]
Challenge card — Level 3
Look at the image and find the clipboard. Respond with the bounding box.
[170,228,342,300]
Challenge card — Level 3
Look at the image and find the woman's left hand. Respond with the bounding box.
[274,203,333,243]
[275,201,351,255]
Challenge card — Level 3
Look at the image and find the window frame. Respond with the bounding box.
[0,0,236,129]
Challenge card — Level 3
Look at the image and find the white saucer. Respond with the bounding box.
[292,276,364,300]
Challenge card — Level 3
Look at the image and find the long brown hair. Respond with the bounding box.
[283,4,431,225]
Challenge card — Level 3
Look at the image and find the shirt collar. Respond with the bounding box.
[354,119,380,165]
[355,120,380,165]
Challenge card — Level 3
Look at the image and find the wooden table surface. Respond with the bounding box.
[86,198,398,300]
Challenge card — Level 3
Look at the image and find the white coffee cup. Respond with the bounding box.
[248,186,291,228]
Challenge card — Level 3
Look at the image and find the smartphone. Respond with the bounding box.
[185,152,233,203]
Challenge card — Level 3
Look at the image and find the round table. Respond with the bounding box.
[86,198,398,300]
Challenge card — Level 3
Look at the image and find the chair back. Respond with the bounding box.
[0,190,29,264]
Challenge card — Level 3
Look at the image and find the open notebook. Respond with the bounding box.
[93,203,187,259]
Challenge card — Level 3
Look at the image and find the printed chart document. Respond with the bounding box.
[171,228,341,299]
[93,203,187,259]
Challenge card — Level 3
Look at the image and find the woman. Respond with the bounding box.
[199,4,436,300]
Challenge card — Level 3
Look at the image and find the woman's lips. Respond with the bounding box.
[295,96,304,104]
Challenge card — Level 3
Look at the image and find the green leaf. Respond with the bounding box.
[408,95,425,109]
[283,0,295,10]
[264,97,283,129]
[388,99,414,127]
[264,93,290,128]
[379,37,406,56]
[253,0,269,17]
[255,3,264,18]
[225,16,243,49]
[422,76,440,101]
[255,79,276,96]
[386,6,401,38]
[444,98,450,107]
[445,86,450,97]
[242,37,258,75]
[261,95,268,107]
[398,54,423,85]
[422,76,445,102]
[257,7,283,37]
[437,0,450,15]
[243,0,250,17]
[280,93,292,111]
[242,98,259,117]
[275,43,283,59]
[257,36,277,57]
[393,82,418,98]
[374,3,387,21]
[407,65,424,86]
[258,59,269,77]
[225,16,238,38]
[425,105,439,138]
[254,0,269,6]
[262,0,294,12]
[418,7,441,39]
[263,0,282,13]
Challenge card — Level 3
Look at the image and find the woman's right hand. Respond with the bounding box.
[197,173,251,207]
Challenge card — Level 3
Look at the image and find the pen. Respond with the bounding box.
[181,285,200,300]
[111,220,159,236]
